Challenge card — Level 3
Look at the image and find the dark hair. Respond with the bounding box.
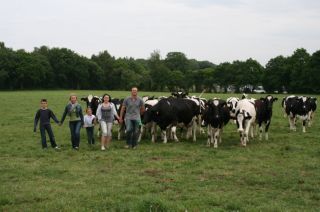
[41,99,47,102]
[102,93,112,102]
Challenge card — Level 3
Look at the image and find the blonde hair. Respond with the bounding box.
[69,93,77,100]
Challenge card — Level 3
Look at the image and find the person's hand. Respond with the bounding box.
[119,118,123,124]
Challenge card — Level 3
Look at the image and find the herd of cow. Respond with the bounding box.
[81,92,317,148]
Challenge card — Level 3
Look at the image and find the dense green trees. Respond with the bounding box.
[0,41,319,93]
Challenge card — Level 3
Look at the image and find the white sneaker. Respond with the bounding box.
[101,146,106,151]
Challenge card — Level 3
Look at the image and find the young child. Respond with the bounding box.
[83,107,96,145]
[34,99,60,149]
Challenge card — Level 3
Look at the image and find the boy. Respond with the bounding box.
[34,99,60,149]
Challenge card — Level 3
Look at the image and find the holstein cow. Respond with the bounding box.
[226,97,239,123]
[142,97,199,143]
[116,98,126,140]
[81,95,101,115]
[203,98,230,148]
[171,91,206,135]
[307,97,317,127]
[138,98,159,142]
[281,95,297,117]
[254,95,278,140]
[189,96,207,135]
[284,96,310,133]
[235,99,256,146]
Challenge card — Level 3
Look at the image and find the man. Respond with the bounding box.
[119,87,145,149]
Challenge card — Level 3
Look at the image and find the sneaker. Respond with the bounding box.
[101,146,106,151]
[54,146,60,150]
[73,147,79,150]
[124,145,130,149]
[132,146,137,150]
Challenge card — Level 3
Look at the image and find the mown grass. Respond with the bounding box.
[0,90,319,211]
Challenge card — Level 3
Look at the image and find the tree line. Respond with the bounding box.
[0,41,319,93]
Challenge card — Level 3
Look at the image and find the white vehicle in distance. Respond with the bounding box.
[253,86,266,94]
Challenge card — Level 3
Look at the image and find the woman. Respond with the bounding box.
[60,94,84,150]
[96,94,119,150]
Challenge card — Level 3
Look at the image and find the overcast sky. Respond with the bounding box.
[1,0,319,65]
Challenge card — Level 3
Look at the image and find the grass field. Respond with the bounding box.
[0,90,319,211]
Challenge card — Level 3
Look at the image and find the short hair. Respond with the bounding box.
[86,107,92,112]
[102,93,112,102]
[69,93,77,100]
[41,99,47,102]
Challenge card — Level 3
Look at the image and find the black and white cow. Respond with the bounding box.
[226,97,239,122]
[285,96,312,132]
[254,95,278,140]
[203,98,230,148]
[81,95,101,115]
[138,98,159,142]
[308,97,317,127]
[115,98,126,140]
[281,95,297,117]
[142,97,199,143]
[235,99,256,146]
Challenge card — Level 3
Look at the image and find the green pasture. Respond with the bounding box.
[0,90,319,211]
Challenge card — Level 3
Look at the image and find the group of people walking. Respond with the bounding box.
[33,87,145,150]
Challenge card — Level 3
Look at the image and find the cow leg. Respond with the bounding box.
[117,124,122,140]
[219,127,223,143]
[259,122,263,141]
[151,122,157,143]
[265,120,271,140]
[162,130,167,143]
[207,125,212,147]
[192,118,197,142]
[289,116,296,131]
[213,128,220,148]
[302,119,307,133]
[138,125,145,142]
[240,133,246,147]
[245,120,252,145]
[171,126,179,142]
[250,122,255,139]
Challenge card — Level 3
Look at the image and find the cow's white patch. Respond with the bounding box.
[301,96,307,102]
[267,96,272,101]
[213,99,219,106]
[88,94,93,102]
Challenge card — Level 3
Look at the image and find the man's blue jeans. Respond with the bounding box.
[125,119,140,148]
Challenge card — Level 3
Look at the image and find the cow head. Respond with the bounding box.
[171,90,188,98]
[260,95,278,110]
[227,97,239,116]
[299,96,311,114]
[236,110,252,132]
[81,95,101,115]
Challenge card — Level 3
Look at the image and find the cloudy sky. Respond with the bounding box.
[1,0,319,65]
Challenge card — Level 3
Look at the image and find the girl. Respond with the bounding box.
[96,94,119,150]
[83,107,96,145]
[60,94,84,150]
